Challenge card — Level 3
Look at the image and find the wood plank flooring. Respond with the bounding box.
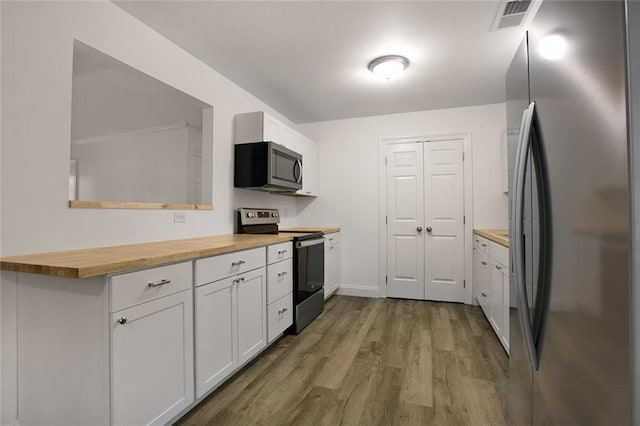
[178,296,508,426]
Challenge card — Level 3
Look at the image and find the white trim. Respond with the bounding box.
[72,122,194,146]
[336,284,380,299]
[378,132,474,304]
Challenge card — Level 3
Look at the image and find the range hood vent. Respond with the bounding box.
[491,0,541,31]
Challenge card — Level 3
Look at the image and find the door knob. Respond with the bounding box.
[417,227,423,232]
[426,226,433,232]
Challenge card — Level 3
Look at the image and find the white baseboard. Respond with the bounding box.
[336,284,379,298]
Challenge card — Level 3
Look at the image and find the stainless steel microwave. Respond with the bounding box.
[234,142,302,192]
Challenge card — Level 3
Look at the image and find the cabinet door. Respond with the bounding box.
[490,261,504,336]
[111,290,194,426]
[501,266,510,351]
[281,125,296,151]
[237,268,267,366]
[195,277,237,398]
[477,251,491,315]
[263,113,280,144]
[305,139,319,196]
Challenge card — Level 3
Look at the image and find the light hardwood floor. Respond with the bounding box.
[178,296,508,426]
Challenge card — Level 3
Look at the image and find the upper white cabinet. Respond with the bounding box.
[235,111,296,151]
[235,111,319,197]
[296,133,319,197]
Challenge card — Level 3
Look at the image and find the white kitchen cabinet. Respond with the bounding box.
[195,277,237,398]
[234,111,297,151]
[473,234,509,353]
[195,264,266,397]
[111,289,194,426]
[237,267,267,365]
[324,232,340,299]
[266,242,293,343]
[295,133,319,197]
[489,258,504,339]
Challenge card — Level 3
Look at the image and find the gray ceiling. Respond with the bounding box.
[116,1,527,124]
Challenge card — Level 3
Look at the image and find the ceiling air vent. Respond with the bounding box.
[490,0,541,31]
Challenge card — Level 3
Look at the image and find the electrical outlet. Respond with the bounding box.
[173,212,187,223]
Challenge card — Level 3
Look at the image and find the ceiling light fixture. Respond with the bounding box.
[368,55,409,81]
[538,34,567,60]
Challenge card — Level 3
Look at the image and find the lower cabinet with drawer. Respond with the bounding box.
[266,242,293,343]
[473,234,509,353]
[194,247,267,398]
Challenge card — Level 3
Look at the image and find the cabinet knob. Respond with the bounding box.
[117,317,127,325]
[426,226,433,233]
[278,307,288,315]
[496,265,502,271]
[481,261,487,266]
[278,250,288,255]
[481,293,488,298]
[278,271,288,278]
[234,277,246,284]
[417,227,423,232]
[232,260,246,267]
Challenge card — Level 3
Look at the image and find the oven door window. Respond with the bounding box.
[272,150,300,184]
[296,242,324,303]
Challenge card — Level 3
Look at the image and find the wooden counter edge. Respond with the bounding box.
[0,235,295,279]
[474,229,509,248]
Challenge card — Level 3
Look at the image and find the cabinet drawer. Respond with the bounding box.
[267,258,293,304]
[491,242,509,267]
[196,247,265,286]
[110,261,192,312]
[326,233,340,249]
[267,242,293,264]
[267,293,293,343]
[476,235,490,254]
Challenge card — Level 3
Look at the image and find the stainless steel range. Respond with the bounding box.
[237,208,325,334]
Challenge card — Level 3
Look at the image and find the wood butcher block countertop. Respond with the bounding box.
[0,234,296,279]
[279,227,340,234]
[474,229,509,248]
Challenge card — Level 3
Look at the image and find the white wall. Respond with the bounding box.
[1,2,300,423]
[296,103,507,296]
[1,1,299,257]
[71,126,192,203]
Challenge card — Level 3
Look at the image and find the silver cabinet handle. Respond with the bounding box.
[426,226,432,232]
[481,243,488,247]
[481,261,487,266]
[148,279,171,288]
[481,293,488,298]
[234,277,246,284]
[278,271,288,278]
[117,317,127,325]
[278,307,288,315]
[417,227,423,232]
[232,260,246,267]
[278,250,288,255]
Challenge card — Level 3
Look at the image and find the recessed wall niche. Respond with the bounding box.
[69,40,214,210]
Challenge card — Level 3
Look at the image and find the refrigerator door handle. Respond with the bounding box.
[513,101,539,370]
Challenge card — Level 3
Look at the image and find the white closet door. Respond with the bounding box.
[386,143,425,299]
[424,139,465,302]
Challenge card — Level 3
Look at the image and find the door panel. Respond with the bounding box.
[424,140,465,302]
[237,268,266,365]
[386,143,425,299]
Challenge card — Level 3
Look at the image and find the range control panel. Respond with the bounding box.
[238,208,280,226]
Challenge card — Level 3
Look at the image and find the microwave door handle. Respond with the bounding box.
[294,159,302,184]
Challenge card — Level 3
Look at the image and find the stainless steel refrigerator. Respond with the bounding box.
[506,1,637,424]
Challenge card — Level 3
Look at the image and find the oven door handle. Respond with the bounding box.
[296,238,325,249]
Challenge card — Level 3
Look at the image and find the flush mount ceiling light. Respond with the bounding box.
[368,55,409,81]
[539,34,567,60]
